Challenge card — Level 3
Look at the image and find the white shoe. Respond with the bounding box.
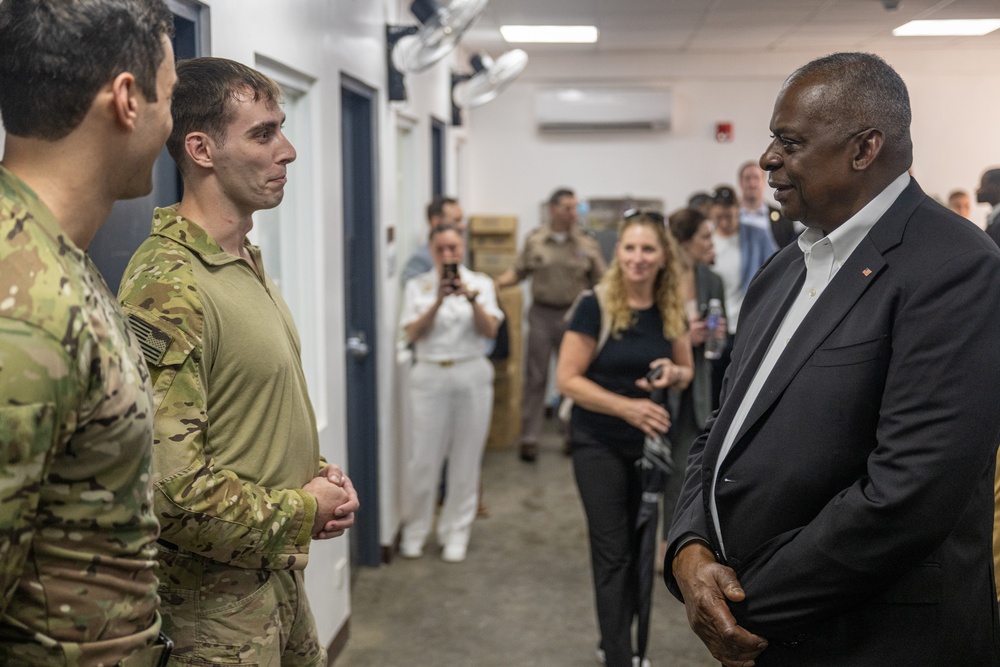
[441,543,467,563]
[632,657,651,667]
[595,648,606,664]
[399,542,423,559]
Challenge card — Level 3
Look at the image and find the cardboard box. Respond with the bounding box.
[469,215,517,235]
[472,251,518,278]
[487,286,523,449]
[468,233,518,253]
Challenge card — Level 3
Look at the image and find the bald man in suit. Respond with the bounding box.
[667,52,1000,667]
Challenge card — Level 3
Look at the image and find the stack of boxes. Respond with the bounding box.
[467,215,522,450]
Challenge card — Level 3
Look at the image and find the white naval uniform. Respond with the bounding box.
[399,265,503,553]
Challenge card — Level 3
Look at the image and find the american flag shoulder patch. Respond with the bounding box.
[127,314,172,366]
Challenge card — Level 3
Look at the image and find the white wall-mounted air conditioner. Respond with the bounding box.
[535,87,672,133]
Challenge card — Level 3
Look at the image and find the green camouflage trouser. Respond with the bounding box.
[155,542,326,666]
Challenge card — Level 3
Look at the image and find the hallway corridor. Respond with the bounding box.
[335,421,717,666]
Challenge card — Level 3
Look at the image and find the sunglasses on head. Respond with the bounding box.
[623,209,665,223]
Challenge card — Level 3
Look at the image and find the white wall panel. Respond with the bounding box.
[466,48,1000,243]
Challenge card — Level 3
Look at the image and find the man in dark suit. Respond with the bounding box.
[737,160,798,248]
[666,52,1000,667]
[977,167,1000,245]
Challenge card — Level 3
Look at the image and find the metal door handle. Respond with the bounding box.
[346,332,369,359]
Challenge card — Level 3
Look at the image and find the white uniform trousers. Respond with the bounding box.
[402,356,494,551]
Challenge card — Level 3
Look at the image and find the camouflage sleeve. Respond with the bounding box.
[0,321,73,615]
[119,251,316,571]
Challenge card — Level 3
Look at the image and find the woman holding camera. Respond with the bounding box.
[398,223,502,563]
[557,211,693,667]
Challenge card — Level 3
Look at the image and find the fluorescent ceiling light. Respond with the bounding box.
[500,25,599,44]
[893,19,1000,37]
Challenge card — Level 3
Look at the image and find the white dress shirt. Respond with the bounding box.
[713,232,743,334]
[400,265,503,361]
[710,172,911,556]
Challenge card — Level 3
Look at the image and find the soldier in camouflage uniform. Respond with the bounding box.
[118,58,359,667]
[0,1,177,665]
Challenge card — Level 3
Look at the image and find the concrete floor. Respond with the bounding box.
[334,420,718,667]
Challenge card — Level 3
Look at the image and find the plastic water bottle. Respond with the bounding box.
[704,298,726,360]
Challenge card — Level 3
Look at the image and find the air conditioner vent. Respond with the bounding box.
[535,87,672,134]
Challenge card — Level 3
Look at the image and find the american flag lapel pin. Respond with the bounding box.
[862,268,872,277]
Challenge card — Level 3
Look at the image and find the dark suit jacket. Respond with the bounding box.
[986,218,1000,248]
[667,180,1000,666]
[768,205,798,248]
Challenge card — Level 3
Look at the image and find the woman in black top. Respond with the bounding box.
[557,211,693,667]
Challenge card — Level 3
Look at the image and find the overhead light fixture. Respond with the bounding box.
[893,19,1000,36]
[500,25,598,44]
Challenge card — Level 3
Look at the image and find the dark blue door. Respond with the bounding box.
[341,77,381,567]
[89,2,204,290]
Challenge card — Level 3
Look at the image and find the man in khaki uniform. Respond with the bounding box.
[0,1,176,664]
[497,188,606,462]
[119,58,358,666]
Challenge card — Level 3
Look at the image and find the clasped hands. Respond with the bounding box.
[303,464,360,540]
[673,542,768,667]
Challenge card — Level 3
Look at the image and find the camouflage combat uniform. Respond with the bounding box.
[0,166,162,665]
[118,207,327,667]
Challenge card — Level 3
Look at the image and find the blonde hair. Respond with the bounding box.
[599,214,687,341]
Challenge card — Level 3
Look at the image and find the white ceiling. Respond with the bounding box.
[460,0,1000,55]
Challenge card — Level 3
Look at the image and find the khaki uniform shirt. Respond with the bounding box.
[119,207,324,572]
[513,226,606,308]
[0,166,160,666]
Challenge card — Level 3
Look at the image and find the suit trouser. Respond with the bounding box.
[520,303,569,444]
[572,437,643,667]
[154,543,325,667]
[403,356,494,551]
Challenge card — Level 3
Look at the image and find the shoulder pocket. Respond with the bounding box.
[125,311,195,367]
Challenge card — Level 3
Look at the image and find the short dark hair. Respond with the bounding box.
[0,0,174,140]
[426,196,459,222]
[984,169,1000,187]
[710,185,738,208]
[166,57,282,174]
[428,222,463,243]
[687,191,712,211]
[549,188,575,207]
[668,207,709,244]
[785,52,912,165]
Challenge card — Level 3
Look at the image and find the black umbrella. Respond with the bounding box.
[634,367,675,663]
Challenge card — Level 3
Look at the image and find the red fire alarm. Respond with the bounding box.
[716,122,733,143]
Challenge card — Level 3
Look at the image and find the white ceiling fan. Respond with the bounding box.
[451,49,528,125]
[387,0,489,101]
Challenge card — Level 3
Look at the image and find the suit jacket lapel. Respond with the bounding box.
[703,257,804,467]
[728,179,924,449]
